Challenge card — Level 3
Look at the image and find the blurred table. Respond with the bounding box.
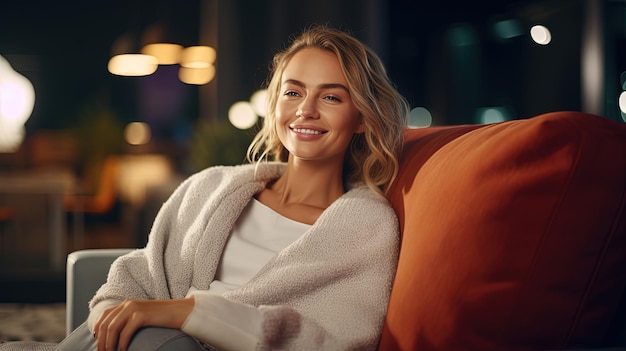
[0,169,74,271]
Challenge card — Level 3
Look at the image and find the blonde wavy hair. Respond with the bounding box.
[247,25,408,195]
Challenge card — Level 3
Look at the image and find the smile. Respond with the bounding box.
[291,128,325,135]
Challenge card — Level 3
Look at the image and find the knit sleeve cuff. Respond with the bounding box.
[87,298,122,333]
[182,291,262,351]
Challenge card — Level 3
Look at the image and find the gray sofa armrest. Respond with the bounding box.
[56,322,206,351]
[65,248,134,335]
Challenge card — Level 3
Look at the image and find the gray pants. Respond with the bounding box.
[0,323,208,351]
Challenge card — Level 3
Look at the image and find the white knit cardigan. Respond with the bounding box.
[89,162,400,350]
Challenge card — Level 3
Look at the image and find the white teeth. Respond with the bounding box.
[293,128,323,135]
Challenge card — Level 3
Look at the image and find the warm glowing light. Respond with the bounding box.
[141,43,183,65]
[116,155,173,205]
[178,65,216,85]
[530,25,552,45]
[124,122,151,145]
[108,54,158,76]
[408,107,432,128]
[0,55,35,152]
[180,46,216,68]
[250,89,268,117]
[228,101,258,129]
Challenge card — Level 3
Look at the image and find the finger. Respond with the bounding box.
[94,305,117,344]
[106,313,130,351]
[96,314,111,351]
[97,308,125,351]
[118,317,142,351]
[93,309,108,340]
[96,307,118,351]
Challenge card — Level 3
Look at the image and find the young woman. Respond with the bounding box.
[0,25,408,351]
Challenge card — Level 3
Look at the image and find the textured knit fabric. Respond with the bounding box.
[212,198,311,290]
[88,162,400,350]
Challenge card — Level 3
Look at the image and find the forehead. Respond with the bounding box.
[281,47,347,85]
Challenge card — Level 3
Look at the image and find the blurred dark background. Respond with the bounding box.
[0,0,623,303]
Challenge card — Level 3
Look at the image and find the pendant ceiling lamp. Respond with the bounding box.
[178,46,217,85]
[140,23,183,65]
[106,1,217,85]
[108,32,158,77]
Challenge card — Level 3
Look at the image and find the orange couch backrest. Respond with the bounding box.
[381,111,626,350]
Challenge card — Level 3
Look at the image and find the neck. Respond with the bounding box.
[270,157,345,209]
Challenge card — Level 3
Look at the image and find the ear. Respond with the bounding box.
[355,117,365,134]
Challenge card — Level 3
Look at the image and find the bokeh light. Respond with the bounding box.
[228,101,258,130]
[0,55,35,152]
[108,54,158,76]
[493,19,523,40]
[124,122,152,145]
[530,25,552,45]
[250,89,268,117]
[618,92,626,122]
[476,107,510,124]
[180,46,216,68]
[178,65,216,85]
[141,43,183,65]
[408,107,432,128]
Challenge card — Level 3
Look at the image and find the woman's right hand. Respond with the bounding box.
[93,297,195,351]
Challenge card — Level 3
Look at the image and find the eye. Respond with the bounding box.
[284,90,300,97]
[324,95,342,102]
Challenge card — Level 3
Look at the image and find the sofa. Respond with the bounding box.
[66,111,626,350]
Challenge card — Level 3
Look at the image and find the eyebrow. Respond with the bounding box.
[282,79,350,93]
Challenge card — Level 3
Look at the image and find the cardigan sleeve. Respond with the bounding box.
[87,164,281,323]
[182,292,262,351]
[88,168,219,309]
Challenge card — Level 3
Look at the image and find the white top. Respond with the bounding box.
[181,198,311,349]
[207,198,312,294]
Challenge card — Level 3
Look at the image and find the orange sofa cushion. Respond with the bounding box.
[381,112,626,350]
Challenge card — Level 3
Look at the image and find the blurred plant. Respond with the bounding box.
[188,118,255,172]
[72,95,124,193]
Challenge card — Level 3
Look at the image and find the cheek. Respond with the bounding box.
[341,111,363,133]
[274,104,289,125]
[273,110,289,141]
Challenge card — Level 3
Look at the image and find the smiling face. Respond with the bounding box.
[275,47,363,167]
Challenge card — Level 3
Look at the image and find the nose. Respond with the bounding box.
[297,96,319,119]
